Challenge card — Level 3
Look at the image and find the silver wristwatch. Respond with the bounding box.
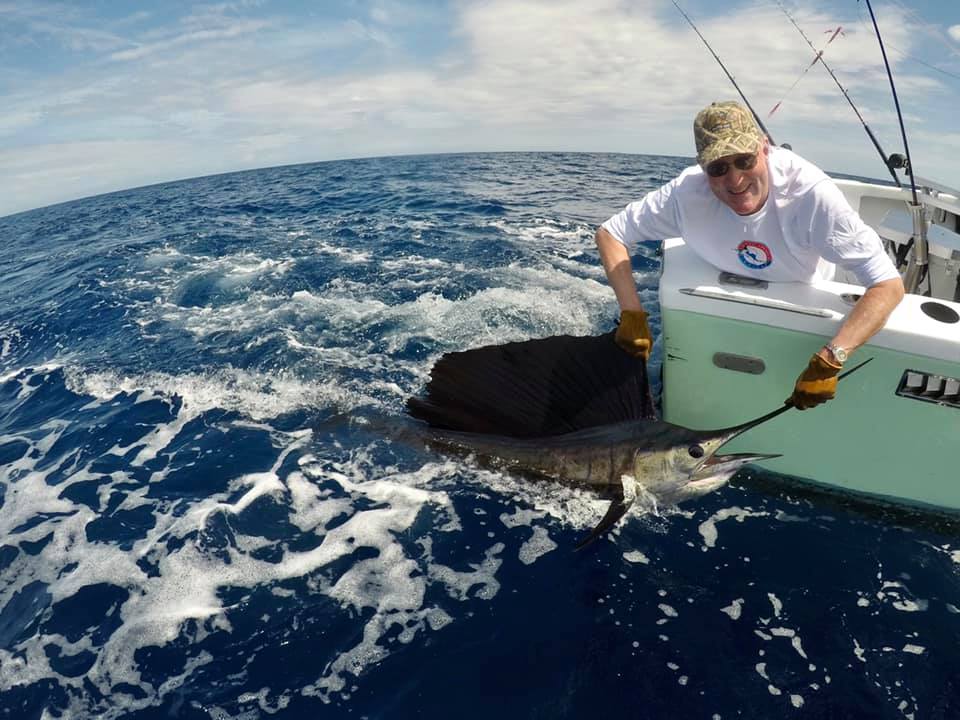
[824,343,848,364]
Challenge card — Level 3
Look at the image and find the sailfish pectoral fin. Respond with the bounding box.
[574,476,637,551]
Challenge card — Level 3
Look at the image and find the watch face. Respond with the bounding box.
[832,345,848,363]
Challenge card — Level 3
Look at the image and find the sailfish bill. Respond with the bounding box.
[406,332,871,548]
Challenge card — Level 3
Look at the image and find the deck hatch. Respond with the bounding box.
[896,370,960,409]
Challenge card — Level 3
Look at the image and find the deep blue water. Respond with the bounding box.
[1,152,959,719]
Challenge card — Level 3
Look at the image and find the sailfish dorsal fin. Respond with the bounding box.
[407,332,656,437]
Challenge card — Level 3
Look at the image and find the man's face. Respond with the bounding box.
[706,142,770,215]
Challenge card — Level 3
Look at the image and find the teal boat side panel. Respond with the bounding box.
[661,308,960,509]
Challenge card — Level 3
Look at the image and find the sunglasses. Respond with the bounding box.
[705,153,758,178]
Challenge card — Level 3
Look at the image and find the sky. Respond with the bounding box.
[1,0,959,218]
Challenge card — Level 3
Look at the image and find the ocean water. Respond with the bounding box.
[1,152,958,719]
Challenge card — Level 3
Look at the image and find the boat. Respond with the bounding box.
[658,2,960,511]
[660,177,960,510]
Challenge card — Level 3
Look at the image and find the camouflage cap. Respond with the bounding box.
[693,101,764,167]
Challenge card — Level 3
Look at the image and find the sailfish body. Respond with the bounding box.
[421,419,765,506]
[406,331,789,547]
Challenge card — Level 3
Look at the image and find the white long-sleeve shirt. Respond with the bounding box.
[602,147,899,287]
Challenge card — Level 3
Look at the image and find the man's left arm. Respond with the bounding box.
[789,276,904,409]
[789,178,908,409]
[821,276,905,358]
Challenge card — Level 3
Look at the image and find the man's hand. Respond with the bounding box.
[614,309,653,361]
[788,353,842,409]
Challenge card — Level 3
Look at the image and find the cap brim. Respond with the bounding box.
[698,134,764,167]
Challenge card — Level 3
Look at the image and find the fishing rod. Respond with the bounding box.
[766,28,841,121]
[774,0,901,187]
[669,0,776,146]
[863,0,918,203]
[863,0,927,292]
[720,357,875,426]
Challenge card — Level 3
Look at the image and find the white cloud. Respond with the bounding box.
[109,18,271,62]
[0,140,192,216]
[0,109,43,136]
[0,3,128,53]
[1,0,958,217]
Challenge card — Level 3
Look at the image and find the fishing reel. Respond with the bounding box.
[887,153,910,175]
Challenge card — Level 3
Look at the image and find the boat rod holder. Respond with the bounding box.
[901,202,929,294]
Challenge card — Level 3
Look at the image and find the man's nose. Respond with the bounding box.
[725,169,748,187]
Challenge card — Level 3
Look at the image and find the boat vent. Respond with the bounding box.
[896,370,960,409]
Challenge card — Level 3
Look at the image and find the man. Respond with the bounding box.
[596,101,905,409]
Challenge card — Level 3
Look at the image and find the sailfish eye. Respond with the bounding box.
[688,445,705,459]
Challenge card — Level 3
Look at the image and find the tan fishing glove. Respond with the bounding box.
[614,309,653,362]
[788,353,842,409]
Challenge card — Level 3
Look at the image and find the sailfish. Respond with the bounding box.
[406,332,867,548]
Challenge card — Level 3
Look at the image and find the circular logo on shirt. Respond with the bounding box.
[737,240,773,270]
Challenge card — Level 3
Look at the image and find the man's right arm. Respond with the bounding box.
[595,175,685,313]
[596,226,654,360]
[596,178,685,361]
[595,226,644,312]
